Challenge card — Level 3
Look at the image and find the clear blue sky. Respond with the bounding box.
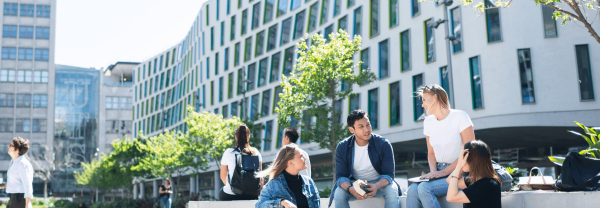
[55,0,207,69]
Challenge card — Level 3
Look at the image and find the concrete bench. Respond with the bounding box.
[189,191,600,208]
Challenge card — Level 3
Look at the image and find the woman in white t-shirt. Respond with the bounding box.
[219,124,263,201]
[407,85,475,208]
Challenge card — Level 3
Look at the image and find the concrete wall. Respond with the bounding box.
[189,191,600,208]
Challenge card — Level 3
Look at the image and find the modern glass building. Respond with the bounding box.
[132,0,599,199]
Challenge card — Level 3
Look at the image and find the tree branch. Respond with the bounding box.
[539,0,581,21]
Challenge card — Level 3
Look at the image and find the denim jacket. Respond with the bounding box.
[255,173,320,208]
[328,134,401,207]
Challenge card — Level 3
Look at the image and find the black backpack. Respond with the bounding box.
[228,149,262,196]
[555,152,600,191]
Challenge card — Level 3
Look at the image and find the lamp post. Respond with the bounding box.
[428,0,458,108]
[239,66,252,119]
[94,148,100,202]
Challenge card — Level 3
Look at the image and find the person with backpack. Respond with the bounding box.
[255,144,320,208]
[219,124,263,201]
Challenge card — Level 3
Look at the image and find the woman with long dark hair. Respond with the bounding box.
[255,144,320,208]
[446,140,502,208]
[219,124,263,200]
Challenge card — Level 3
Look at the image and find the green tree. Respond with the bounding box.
[455,0,600,44]
[276,30,376,183]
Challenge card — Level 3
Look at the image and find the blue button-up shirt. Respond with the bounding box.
[6,155,34,198]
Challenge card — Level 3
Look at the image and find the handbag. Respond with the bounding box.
[517,167,555,191]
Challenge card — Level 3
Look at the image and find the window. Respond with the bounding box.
[15,119,30,132]
[206,5,210,25]
[219,77,224,102]
[280,17,293,46]
[1,70,14,82]
[228,72,234,98]
[349,94,360,114]
[378,39,389,79]
[324,24,334,42]
[389,0,399,27]
[33,94,47,107]
[293,10,306,40]
[32,119,46,132]
[231,101,239,117]
[256,57,270,88]
[0,118,14,132]
[485,0,502,42]
[224,48,230,72]
[20,4,34,17]
[222,105,229,118]
[277,0,288,17]
[469,56,484,109]
[106,97,119,109]
[241,9,248,35]
[4,3,18,15]
[210,81,214,105]
[575,45,594,100]
[0,94,14,107]
[255,30,266,57]
[106,120,118,134]
[250,93,260,120]
[18,48,33,60]
[439,66,451,103]
[244,37,252,62]
[412,73,424,121]
[411,0,420,16]
[19,26,33,38]
[121,97,133,109]
[307,3,319,33]
[264,120,273,151]
[210,27,214,51]
[16,94,31,107]
[449,7,463,53]
[216,0,220,20]
[35,27,50,39]
[2,47,16,60]
[388,81,400,126]
[3,25,17,37]
[424,19,435,63]
[220,22,225,46]
[541,4,558,37]
[320,0,329,25]
[36,5,50,17]
[348,0,355,7]
[237,68,244,95]
[231,15,236,40]
[265,0,275,23]
[234,42,241,66]
[273,86,283,114]
[247,63,257,91]
[360,48,369,71]
[270,52,281,82]
[17,71,32,83]
[291,0,301,11]
[261,89,271,117]
[252,2,261,30]
[215,52,219,75]
[368,88,378,129]
[353,7,362,37]
[282,47,294,76]
[267,24,278,51]
[35,49,49,61]
[369,0,379,37]
[338,15,347,32]
[227,0,231,14]
[400,30,411,71]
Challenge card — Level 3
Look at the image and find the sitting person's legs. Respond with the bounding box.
[406,179,449,208]
[371,180,400,208]
[333,185,357,208]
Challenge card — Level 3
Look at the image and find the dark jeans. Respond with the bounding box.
[219,188,258,201]
[8,193,26,208]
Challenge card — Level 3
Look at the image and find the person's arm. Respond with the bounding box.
[255,180,295,208]
[446,175,467,189]
[22,163,33,207]
[220,165,228,185]
[447,150,470,203]
[334,142,350,189]
[159,186,165,194]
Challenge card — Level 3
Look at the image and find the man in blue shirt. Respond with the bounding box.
[329,110,401,208]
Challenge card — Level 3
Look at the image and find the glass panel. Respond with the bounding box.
[277,0,289,17]
[247,63,257,91]
[241,9,248,35]
[334,0,342,16]
[280,17,293,45]
[378,39,389,79]
[265,0,276,23]
[411,0,420,16]
[368,88,378,129]
[270,52,282,82]
[282,47,295,76]
[370,0,379,37]
[255,30,266,57]
[469,56,484,108]
[293,10,306,40]
[450,7,463,53]
[324,24,334,42]
[575,45,594,100]
[400,30,410,71]
[485,0,502,42]
[234,42,241,66]
[252,2,261,30]
[258,57,269,87]
[320,0,330,25]
[231,15,236,40]
[338,15,348,32]
[541,4,558,37]
[353,7,362,37]
[291,0,301,10]
[261,89,271,117]
[245,37,252,62]
[517,49,535,103]
[425,19,435,62]
[390,81,400,126]
[308,3,319,33]
[349,94,360,113]
[360,48,369,71]
[440,66,451,104]
[228,72,234,98]
[250,93,260,120]
[390,0,399,27]
[264,120,273,151]
[273,86,283,114]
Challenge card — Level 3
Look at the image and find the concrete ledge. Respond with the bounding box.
[189,191,600,208]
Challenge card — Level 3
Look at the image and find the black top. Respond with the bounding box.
[463,178,501,208]
[282,170,308,208]
[159,185,172,199]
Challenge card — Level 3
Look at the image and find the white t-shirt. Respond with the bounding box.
[352,141,380,182]
[423,109,474,163]
[220,148,262,195]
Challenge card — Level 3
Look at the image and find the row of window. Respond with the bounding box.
[106,120,133,134]
[105,97,133,110]
[0,70,49,83]
[2,25,50,39]
[1,47,49,61]
[0,94,48,108]
[3,3,50,17]
[0,118,46,132]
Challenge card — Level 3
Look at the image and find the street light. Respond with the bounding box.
[428,0,456,108]
[239,66,252,119]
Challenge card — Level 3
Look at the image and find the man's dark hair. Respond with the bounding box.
[347,109,369,128]
[284,127,300,143]
[11,137,29,156]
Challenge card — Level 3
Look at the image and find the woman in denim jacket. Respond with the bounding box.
[255,144,320,208]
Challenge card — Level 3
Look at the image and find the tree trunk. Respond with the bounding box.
[44,180,48,201]
[330,80,337,189]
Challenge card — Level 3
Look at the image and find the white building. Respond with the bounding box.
[132,0,600,199]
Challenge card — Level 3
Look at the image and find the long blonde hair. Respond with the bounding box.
[255,144,299,179]
[415,84,451,110]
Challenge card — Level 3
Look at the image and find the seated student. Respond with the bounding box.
[255,144,320,208]
[329,110,401,208]
[446,140,502,208]
[279,127,311,177]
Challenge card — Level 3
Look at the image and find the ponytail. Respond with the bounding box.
[235,124,254,155]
